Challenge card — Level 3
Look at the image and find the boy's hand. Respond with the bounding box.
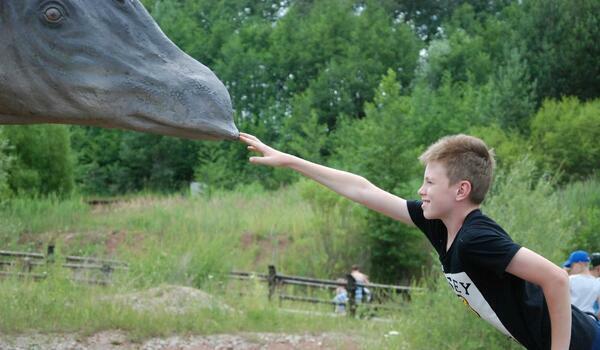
[239,132,291,167]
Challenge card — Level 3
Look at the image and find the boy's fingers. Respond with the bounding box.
[240,136,258,147]
[249,156,266,165]
[240,132,260,142]
[240,135,261,146]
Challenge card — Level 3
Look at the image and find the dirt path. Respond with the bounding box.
[0,331,361,350]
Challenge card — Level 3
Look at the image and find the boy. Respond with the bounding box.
[239,132,599,349]
[564,251,600,317]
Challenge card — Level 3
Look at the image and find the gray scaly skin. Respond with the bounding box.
[0,0,238,140]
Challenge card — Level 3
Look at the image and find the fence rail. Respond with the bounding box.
[0,245,128,285]
[230,265,420,317]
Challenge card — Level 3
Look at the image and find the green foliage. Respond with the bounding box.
[4,125,74,196]
[70,127,124,195]
[275,0,421,126]
[510,0,600,101]
[282,100,331,163]
[469,124,529,170]
[0,195,89,248]
[481,49,537,131]
[486,158,572,263]
[419,28,493,89]
[332,70,426,281]
[72,127,202,195]
[530,97,600,182]
[296,179,369,275]
[561,178,600,255]
[0,127,14,199]
[64,0,598,197]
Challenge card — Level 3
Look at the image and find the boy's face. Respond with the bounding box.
[418,161,459,220]
[571,261,590,274]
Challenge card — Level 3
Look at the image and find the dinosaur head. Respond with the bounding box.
[0,0,238,140]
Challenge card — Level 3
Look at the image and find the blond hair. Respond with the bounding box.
[419,134,495,204]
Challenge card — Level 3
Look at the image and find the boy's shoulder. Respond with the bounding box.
[456,211,518,262]
[460,210,509,239]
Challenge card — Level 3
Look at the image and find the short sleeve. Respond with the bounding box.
[459,227,522,276]
[406,200,447,255]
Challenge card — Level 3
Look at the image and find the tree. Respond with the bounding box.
[480,49,537,132]
[375,0,512,41]
[510,0,600,101]
[4,125,74,196]
[71,126,204,195]
[332,70,426,281]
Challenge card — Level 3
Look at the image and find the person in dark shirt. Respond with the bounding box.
[240,132,600,349]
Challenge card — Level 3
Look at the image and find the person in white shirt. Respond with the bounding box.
[564,250,600,316]
[590,253,600,278]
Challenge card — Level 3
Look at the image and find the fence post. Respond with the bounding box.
[268,265,277,302]
[23,257,32,273]
[346,273,357,317]
[46,244,55,264]
[101,263,113,282]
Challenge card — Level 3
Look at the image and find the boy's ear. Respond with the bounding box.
[456,181,472,201]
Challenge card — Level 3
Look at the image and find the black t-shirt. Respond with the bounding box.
[407,200,597,350]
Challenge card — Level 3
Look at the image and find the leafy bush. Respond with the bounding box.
[530,97,600,182]
[296,179,369,275]
[4,125,74,196]
[469,124,529,174]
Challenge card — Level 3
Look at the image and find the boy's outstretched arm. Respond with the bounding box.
[506,248,571,350]
[239,133,414,226]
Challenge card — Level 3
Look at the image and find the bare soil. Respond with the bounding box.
[0,331,360,350]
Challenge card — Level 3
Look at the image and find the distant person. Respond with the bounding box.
[333,278,348,313]
[350,265,371,303]
[564,250,600,317]
[351,264,370,284]
[591,253,600,278]
[590,253,600,318]
[240,132,599,348]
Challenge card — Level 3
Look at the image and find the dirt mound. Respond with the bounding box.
[110,284,234,314]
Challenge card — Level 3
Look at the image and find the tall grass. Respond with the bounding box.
[559,178,600,254]
[0,195,90,250]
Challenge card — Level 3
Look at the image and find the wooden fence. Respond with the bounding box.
[230,265,421,317]
[0,245,128,285]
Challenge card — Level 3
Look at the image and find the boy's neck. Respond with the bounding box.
[572,265,592,276]
[442,203,481,250]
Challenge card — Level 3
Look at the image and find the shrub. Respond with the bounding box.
[530,97,600,182]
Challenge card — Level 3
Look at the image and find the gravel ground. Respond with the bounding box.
[0,331,361,350]
[0,286,365,349]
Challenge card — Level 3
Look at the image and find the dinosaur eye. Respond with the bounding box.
[44,7,63,23]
